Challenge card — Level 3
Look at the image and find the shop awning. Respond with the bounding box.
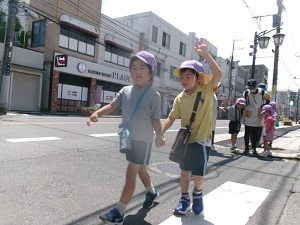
[60,14,99,37]
[104,34,134,52]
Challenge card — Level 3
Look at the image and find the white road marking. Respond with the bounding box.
[90,133,118,137]
[6,137,61,143]
[89,130,181,137]
[159,181,270,225]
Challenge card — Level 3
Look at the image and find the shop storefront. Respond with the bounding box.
[51,52,132,113]
[0,44,44,112]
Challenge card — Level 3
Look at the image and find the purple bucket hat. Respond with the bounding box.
[130,51,156,70]
[234,98,246,106]
[173,60,206,77]
[261,105,274,116]
[173,60,212,84]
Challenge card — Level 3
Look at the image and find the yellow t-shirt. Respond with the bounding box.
[169,83,214,143]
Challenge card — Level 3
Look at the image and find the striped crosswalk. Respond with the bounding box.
[159,181,270,225]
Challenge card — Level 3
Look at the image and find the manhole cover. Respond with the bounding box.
[148,162,219,179]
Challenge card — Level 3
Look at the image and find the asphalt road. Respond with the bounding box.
[0,114,299,225]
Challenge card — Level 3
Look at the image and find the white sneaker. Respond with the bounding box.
[211,145,217,151]
[258,151,268,157]
[265,151,271,157]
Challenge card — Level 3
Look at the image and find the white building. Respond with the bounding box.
[113,11,219,116]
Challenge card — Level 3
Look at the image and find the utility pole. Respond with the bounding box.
[296,89,300,124]
[228,39,235,105]
[0,0,18,115]
[272,0,285,102]
[251,32,258,79]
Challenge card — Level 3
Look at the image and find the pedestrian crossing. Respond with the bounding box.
[4,128,230,143]
[159,181,270,225]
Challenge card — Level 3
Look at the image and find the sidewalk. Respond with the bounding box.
[214,122,300,225]
[266,122,300,159]
[215,121,300,160]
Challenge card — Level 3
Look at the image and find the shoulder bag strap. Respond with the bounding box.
[188,92,201,128]
[128,88,149,127]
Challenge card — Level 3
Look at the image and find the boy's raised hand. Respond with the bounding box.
[194,39,209,57]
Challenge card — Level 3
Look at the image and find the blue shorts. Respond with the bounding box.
[179,142,210,176]
[125,140,152,165]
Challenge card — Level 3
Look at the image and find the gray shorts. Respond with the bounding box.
[125,140,152,165]
[179,142,210,176]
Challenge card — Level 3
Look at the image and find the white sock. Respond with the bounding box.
[115,202,127,215]
[145,183,156,194]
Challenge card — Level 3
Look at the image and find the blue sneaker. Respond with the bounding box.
[99,208,124,225]
[143,188,159,208]
[192,192,203,215]
[173,196,191,215]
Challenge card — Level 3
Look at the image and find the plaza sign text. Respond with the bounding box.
[88,69,131,82]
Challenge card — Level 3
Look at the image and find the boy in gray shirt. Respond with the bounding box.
[87,51,164,224]
[219,98,246,152]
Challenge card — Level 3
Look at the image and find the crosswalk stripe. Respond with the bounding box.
[159,181,270,225]
[90,133,118,137]
[5,137,61,143]
[88,130,181,138]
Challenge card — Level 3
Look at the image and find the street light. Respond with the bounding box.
[250,30,285,80]
[250,30,274,79]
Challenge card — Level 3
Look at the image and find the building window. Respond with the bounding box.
[198,55,204,63]
[179,42,186,56]
[169,65,179,81]
[32,19,46,47]
[155,62,161,77]
[162,32,170,48]
[104,43,131,67]
[152,25,158,43]
[59,25,95,56]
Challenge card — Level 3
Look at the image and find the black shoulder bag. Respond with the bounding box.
[169,92,201,163]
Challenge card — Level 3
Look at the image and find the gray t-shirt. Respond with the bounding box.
[113,85,161,143]
[228,106,242,122]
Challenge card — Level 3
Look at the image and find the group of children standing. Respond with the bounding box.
[219,79,276,157]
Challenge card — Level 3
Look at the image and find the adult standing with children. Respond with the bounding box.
[161,39,222,216]
[242,79,270,156]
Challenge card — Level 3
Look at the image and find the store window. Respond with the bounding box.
[59,25,95,56]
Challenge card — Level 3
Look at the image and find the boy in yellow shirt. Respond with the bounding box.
[160,39,222,215]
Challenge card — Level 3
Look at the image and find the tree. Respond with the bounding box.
[0,10,6,43]
[0,8,24,46]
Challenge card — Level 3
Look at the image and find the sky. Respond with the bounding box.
[101,0,300,92]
